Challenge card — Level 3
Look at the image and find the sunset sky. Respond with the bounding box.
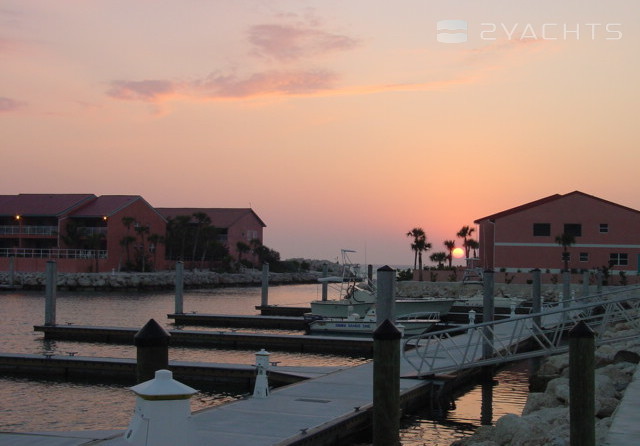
[2,1,639,266]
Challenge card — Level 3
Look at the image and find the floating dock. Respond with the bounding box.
[168,312,308,330]
[0,352,343,388]
[33,324,374,356]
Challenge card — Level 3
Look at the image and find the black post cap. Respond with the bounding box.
[373,319,402,340]
[569,320,595,339]
[134,318,171,347]
[377,265,396,272]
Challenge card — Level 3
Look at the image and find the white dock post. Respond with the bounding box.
[253,349,270,398]
[321,263,328,301]
[261,263,269,307]
[125,369,198,446]
[482,269,494,360]
[45,260,57,326]
[376,265,396,325]
[175,261,184,314]
[596,269,603,295]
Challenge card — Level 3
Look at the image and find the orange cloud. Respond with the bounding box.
[248,23,358,62]
[196,69,338,98]
[107,79,178,102]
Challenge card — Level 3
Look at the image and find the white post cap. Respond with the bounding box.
[130,369,197,400]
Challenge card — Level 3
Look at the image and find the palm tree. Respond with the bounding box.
[191,212,211,261]
[555,233,576,271]
[236,241,251,265]
[406,227,426,270]
[443,240,456,268]
[134,223,150,272]
[430,252,447,269]
[467,239,480,258]
[456,225,476,259]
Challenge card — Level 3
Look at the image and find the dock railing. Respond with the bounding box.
[403,285,640,377]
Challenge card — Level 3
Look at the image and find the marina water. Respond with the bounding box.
[0,283,529,445]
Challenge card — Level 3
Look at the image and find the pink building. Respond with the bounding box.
[0,194,166,273]
[475,191,640,274]
[156,208,266,264]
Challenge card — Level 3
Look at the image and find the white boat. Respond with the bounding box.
[310,250,456,318]
[307,308,439,337]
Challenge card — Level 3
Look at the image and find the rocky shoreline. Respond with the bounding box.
[0,269,323,291]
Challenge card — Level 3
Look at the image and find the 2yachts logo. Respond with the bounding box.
[437,20,622,43]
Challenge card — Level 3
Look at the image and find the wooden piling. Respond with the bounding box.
[482,269,494,359]
[376,266,396,325]
[373,319,401,446]
[134,319,171,383]
[45,261,56,326]
[531,269,541,329]
[569,320,595,446]
[563,270,571,308]
[175,261,184,314]
[261,263,269,307]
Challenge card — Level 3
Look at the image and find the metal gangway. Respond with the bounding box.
[403,286,640,377]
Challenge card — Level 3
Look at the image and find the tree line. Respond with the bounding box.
[406,225,479,272]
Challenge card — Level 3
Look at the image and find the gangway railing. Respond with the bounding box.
[403,286,640,377]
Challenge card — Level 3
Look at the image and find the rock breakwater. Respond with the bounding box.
[0,270,322,291]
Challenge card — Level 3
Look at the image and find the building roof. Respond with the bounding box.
[156,208,266,228]
[71,195,139,217]
[474,191,640,223]
[0,194,96,217]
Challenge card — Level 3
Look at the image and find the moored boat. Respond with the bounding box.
[306,308,439,337]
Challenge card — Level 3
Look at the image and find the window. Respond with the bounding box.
[610,253,628,266]
[579,252,589,262]
[564,223,582,237]
[533,223,551,236]
[599,223,609,233]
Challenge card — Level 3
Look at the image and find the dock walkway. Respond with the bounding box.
[0,359,430,446]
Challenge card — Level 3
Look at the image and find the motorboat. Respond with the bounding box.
[306,308,439,337]
[309,250,456,319]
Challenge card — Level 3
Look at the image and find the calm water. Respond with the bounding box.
[0,283,529,444]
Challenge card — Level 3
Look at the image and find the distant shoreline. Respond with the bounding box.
[0,269,323,292]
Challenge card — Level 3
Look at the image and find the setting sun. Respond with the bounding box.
[452,247,465,259]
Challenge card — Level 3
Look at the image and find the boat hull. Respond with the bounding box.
[308,319,433,337]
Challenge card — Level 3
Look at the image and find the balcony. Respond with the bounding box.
[0,225,58,236]
[0,248,107,259]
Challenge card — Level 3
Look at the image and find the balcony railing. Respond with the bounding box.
[78,227,108,236]
[0,226,58,235]
[0,248,107,259]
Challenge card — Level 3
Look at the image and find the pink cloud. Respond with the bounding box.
[197,69,338,98]
[0,97,24,113]
[248,23,358,62]
[107,79,177,102]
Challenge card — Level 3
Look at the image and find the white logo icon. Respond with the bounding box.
[437,20,468,43]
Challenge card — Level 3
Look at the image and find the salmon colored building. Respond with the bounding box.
[156,208,266,264]
[474,191,640,274]
[0,194,167,273]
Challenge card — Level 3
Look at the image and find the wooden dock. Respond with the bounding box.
[0,353,343,388]
[33,324,374,356]
[168,312,308,330]
[0,359,437,446]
